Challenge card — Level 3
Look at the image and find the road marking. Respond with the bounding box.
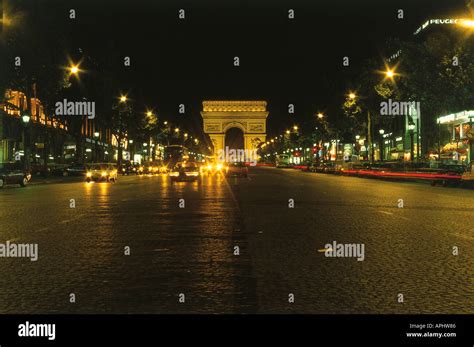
[377,210,393,215]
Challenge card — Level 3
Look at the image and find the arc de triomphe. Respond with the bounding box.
[200,100,269,157]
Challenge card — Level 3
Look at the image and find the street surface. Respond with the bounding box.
[0,167,473,313]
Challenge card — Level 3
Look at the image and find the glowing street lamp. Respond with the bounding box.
[408,123,416,162]
[378,129,385,162]
[69,64,80,75]
[286,130,290,135]
[293,125,298,131]
[385,68,395,80]
[21,114,31,170]
[119,95,127,103]
[317,113,324,119]
[348,92,356,100]
[146,111,153,117]
[174,127,180,133]
[22,114,31,124]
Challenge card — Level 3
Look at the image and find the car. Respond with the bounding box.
[316,162,336,174]
[0,162,31,188]
[225,161,248,177]
[201,161,226,175]
[85,163,118,182]
[120,163,138,175]
[148,161,168,175]
[169,162,200,181]
[144,164,160,175]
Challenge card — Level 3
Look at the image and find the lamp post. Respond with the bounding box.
[408,123,416,162]
[416,118,420,160]
[94,131,100,163]
[21,114,31,171]
[129,139,134,163]
[379,129,385,162]
[469,115,474,166]
[355,135,361,159]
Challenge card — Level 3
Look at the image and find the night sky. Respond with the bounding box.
[12,0,469,138]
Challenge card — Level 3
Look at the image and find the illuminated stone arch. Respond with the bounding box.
[200,100,269,159]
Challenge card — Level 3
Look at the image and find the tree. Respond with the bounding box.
[112,100,134,167]
[387,32,474,155]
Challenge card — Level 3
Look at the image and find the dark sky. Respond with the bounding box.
[14,0,470,138]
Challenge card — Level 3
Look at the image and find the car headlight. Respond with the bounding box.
[86,172,92,177]
[101,171,107,177]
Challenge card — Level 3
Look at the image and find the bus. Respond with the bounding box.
[163,145,189,170]
[275,154,291,168]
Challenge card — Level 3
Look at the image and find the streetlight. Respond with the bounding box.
[383,66,397,80]
[317,113,324,119]
[378,129,385,161]
[408,123,416,161]
[293,125,298,131]
[348,92,356,100]
[68,63,81,77]
[21,114,31,170]
[94,131,100,162]
[119,95,127,103]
